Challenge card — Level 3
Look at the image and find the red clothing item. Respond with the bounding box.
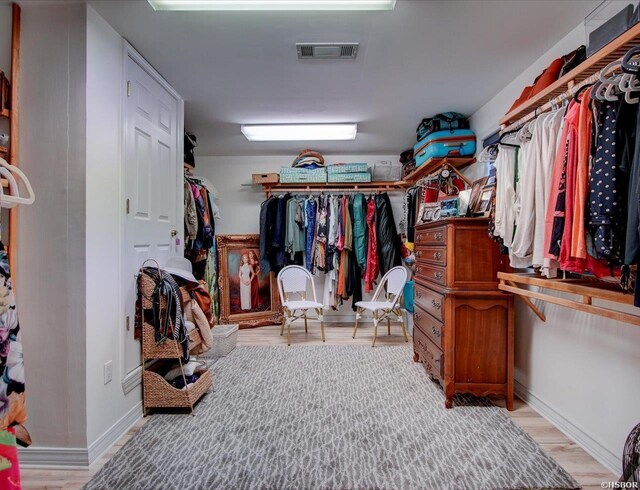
[364,198,379,293]
[571,87,593,259]
[559,99,611,278]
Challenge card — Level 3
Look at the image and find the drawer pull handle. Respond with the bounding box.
[416,290,422,298]
[434,251,442,260]
[434,232,443,241]
[431,326,441,338]
[416,251,422,258]
[434,271,443,280]
[431,300,441,310]
[417,234,423,242]
[415,312,421,320]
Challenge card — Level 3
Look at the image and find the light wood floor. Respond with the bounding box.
[21,322,616,489]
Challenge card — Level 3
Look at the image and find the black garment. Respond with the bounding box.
[549,138,570,256]
[140,267,189,362]
[406,187,418,242]
[588,99,637,266]
[375,192,402,276]
[259,197,276,273]
[271,194,290,272]
[625,100,640,307]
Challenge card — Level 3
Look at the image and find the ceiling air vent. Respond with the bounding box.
[296,43,359,60]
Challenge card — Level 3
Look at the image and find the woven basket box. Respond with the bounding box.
[327,172,371,183]
[252,173,279,184]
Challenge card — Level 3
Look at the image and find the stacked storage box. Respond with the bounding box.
[279,166,327,183]
[326,163,371,183]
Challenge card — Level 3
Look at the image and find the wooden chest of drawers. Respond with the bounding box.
[412,218,515,410]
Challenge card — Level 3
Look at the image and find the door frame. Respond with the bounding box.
[120,41,184,394]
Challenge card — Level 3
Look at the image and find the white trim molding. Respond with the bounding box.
[20,402,143,468]
[122,365,142,394]
[514,380,621,476]
[87,401,143,464]
[18,447,89,469]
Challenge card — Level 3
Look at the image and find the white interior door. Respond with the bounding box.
[123,52,180,375]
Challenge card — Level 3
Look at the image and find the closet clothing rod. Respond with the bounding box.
[500,61,619,134]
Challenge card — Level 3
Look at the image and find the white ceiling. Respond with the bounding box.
[90,0,598,156]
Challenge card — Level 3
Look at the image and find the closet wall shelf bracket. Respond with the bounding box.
[497,272,640,327]
[500,21,640,126]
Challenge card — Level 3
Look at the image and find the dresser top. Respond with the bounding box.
[416,217,490,229]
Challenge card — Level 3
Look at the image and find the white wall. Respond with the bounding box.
[85,6,141,455]
[195,155,405,320]
[18,2,88,449]
[16,4,146,464]
[470,23,640,474]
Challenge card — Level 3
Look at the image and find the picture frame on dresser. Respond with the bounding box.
[468,176,488,214]
[216,234,283,328]
[473,184,495,217]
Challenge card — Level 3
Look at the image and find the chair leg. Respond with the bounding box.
[352,308,361,339]
[372,312,378,347]
[304,313,308,333]
[400,309,408,343]
[280,312,286,337]
[387,317,391,336]
[287,320,292,346]
[318,309,325,343]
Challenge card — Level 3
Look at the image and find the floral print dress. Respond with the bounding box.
[0,242,25,488]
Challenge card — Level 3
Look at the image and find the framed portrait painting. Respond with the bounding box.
[216,234,282,328]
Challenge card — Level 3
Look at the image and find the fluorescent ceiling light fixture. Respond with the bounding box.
[148,0,396,11]
[241,124,357,141]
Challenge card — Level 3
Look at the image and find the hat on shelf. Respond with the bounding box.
[163,256,199,284]
[292,149,325,169]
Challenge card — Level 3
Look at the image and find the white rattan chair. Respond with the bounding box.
[353,266,408,347]
[277,265,325,346]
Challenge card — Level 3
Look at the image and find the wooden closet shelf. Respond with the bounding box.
[500,21,640,126]
[497,272,640,326]
[0,108,9,119]
[261,181,403,197]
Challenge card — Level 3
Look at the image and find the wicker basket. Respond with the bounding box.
[252,173,279,184]
[138,265,212,414]
[143,368,212,410]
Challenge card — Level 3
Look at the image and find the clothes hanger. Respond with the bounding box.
[622,46,640,74]
[0,167,19,208]
[0,157,35,207]
[573,82,595,103]
[498,130,520,148]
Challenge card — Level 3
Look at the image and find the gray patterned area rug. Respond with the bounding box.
[85,345,578,490]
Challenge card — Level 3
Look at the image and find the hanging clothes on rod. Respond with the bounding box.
[492,45,640,306]
[258,190,401,311]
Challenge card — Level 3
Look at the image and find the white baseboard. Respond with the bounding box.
[514,379,621,476]
[19,402,143,468]
[18,446,89,468]
[87,401,143,464]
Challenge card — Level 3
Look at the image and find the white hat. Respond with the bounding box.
[163,256,198,284]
